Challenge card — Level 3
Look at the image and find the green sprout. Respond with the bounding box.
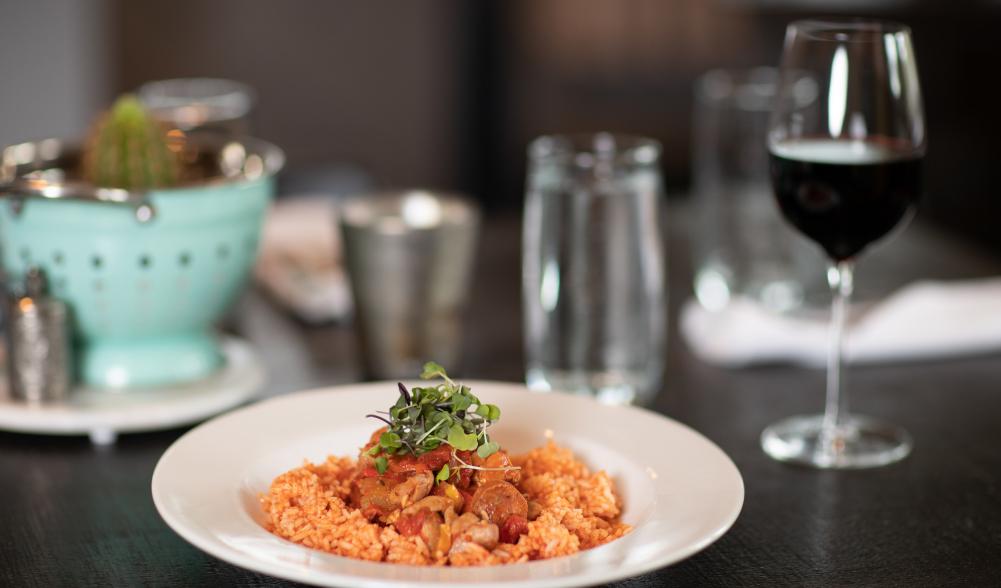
[365,362,506,479]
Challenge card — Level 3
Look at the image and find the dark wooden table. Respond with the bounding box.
[3,211,1001,587]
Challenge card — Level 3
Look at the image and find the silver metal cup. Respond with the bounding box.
[339,191,479,379]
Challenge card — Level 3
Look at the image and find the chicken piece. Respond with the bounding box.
[400,495,453,517]
[351,469,433,521]
[391,470,433,508]
[459,525,499,550]
[443,506,458,527]
[395,496,455,537]
[352,476,399,520]
[419,512,451,557]
[450,512,500,549]
[393,496,455,557]
[472,450,521,486]
[450,512,481,536]
[448,540,492,566]
[448,512,499,559]
[467,480,529,526]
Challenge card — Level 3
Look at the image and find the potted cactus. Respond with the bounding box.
[83,95,181,191]
[0,94,283,388]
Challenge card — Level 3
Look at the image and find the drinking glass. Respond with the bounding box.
[138,78,254,136]
[761,19,926,468]
[523,133,666,406]
[691,67,824,313]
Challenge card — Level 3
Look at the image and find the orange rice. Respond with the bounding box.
[260,441,631,566]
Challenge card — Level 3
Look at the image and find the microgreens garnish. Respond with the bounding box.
[364,362,509,481]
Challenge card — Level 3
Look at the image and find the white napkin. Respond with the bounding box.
[254,196,352,323]
[680,278,1001,367]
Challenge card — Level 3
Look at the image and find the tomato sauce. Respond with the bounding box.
[396,509,429,537]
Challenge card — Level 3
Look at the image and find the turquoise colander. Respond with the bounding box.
[0,137,283,388]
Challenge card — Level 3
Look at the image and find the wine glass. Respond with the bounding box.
[762,19,926,468]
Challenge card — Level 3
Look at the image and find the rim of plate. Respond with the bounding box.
[152,381,744,588]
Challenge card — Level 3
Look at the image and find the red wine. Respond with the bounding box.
[769,139,922,261]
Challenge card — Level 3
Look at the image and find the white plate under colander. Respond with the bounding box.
[0,336,263,444]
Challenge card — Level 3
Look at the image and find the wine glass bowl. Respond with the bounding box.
[769,139,922,262]
[761,19,925,468]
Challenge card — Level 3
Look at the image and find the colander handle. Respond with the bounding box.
[0,179,157,223]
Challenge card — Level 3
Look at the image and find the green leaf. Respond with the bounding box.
[374,456,388,475]
[461,387,481,405]
[477,441,500,459]
[379,431,401,450]
[452,393,473,412]
[420,361,447,381]
[435,464,450,484]
[447,423,478,451]
[418,388,441,405]
[365,362,501,459]
[475,404,501,421]
[427,411,451,430]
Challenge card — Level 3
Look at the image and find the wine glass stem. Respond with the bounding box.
[822,260,855,456]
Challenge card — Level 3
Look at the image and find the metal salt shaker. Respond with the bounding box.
[6,267,72,403]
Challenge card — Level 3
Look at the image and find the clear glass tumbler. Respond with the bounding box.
[138,78,254,136]
[691,67,824,313]
[523,133,666,406]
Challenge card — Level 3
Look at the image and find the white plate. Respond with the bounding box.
[0,337,264,444]
[152,381,744,588]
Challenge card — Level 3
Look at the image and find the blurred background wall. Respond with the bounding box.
[0,0,111,145]
[1,0,999,249]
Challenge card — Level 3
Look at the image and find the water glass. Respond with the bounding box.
[691,68,824,312]
[523,133,666,406]
[138,78,254,136]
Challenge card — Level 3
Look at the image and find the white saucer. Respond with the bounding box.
[0,336,264,444]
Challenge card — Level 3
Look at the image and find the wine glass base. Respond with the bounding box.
[761,414,912,469]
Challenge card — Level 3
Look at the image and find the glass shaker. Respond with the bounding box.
[6,267,72,403]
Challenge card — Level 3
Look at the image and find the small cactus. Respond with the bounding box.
[82,95,180,190]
